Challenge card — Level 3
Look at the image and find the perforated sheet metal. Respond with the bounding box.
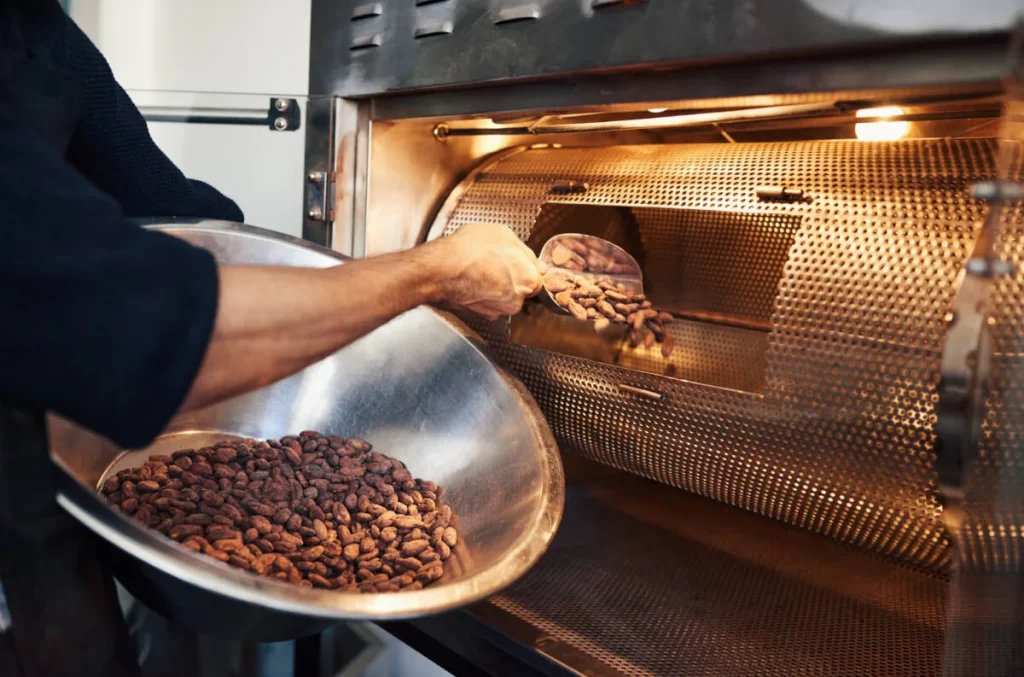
[432,140,1007,574]
[629,208,800,323]
[963,132,1024,572]
[510,307,768,393]
[615,319,768,394]
[490,470,947,677]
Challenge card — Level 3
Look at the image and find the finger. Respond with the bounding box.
[514,237,540,262]
[501,295,527,315]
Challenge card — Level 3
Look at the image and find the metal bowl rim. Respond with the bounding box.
[53,220,565,621]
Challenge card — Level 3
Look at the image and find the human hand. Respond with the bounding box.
[428,224,544,320]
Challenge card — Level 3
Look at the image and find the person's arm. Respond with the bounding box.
[181,225,541,413]
[0,122,540,449]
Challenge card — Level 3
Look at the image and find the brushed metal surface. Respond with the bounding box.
[47,221,564,640]
[309,0,1017,97]
[428,139,1014,573]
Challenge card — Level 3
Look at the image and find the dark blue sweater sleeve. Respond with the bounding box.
[0,1,244,448]
[0,128,220,449]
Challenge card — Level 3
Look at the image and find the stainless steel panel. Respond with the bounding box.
[309,0,1018,97]
[302,96,336,247]
[330,99,371,256]
[369,47,1008,122]
[429,140,1012,573]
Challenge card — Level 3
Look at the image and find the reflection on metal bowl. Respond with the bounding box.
[48,220,564,642]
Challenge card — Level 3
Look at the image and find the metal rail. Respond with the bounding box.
[138,97,301,131]
[433,101,1002,139]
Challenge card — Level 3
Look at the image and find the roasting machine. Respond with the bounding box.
[10,1,1024,676]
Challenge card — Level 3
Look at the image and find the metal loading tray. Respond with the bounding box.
[388,459,1024,675]
[484,459,949,677]
[389,458,961,676]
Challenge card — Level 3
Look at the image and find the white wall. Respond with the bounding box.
[68,0,312,236]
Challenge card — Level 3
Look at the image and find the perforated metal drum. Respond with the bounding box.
[428,139,1024,575]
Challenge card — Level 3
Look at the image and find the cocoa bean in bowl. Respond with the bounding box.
[47,221,564,642]
[99,431,459,594]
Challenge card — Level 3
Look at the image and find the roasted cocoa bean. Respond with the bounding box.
[401,539,430,557]
[342,543,361,562]
[222,502,245,524]
[251,553,277,575]
[437,541,451,560]
[394,515,422,530]
[206,526,241,542]
[396,557,423,571]
[212,539,246,554]
[168,524,203,541]
[661,332,675,358]
[299,546,325,561]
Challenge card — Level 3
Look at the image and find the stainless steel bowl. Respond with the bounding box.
[47,220,564,641]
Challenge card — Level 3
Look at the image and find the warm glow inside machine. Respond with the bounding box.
[298,3,1024,675]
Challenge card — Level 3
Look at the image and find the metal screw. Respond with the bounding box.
[274,99,290,112]
[971,180,1024,202]
[308,171,325,183]
[966,258,990,276]
[308,205,324,220]
[273,117,289,131]
[433,124,449,142]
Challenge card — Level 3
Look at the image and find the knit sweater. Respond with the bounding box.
[0,0,244,447]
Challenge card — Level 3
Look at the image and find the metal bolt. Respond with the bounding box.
[433,124,449,142]
[971,180,1024,202]
[966,259,990,276]
[273,117,289,131]
[308,205,324,220]
[308,171,325,183]
[274,99,290,112]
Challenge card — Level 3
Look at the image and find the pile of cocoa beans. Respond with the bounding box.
[543,273,675,358]
[547,234,636,275]
[99,431,458,593]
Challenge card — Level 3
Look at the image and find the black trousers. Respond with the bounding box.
[0,404,141,677]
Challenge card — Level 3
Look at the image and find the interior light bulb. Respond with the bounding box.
[855,106,910,141]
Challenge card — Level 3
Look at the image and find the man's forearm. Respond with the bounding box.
[179,245,444,413]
